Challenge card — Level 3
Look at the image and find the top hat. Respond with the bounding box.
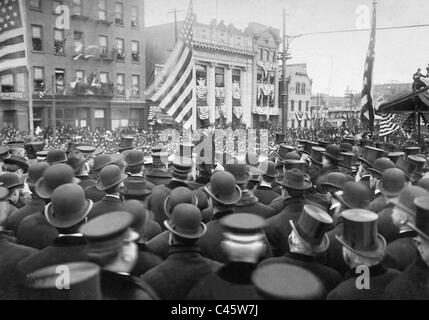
[252,263,325,300]
[366,158,396,178]
[335,209,386,259]
[171,157,193,177]
[24,262,101,300]
[318,141,329,148]
[119,176,152,197]
[322,145,344,162]
[321,172,347,192]
[377,168,406,197]
[221,213,266,243]
[125,150,145,167]
[36,150,48,162]
[390,186,429,217]
[46,149,67,165]
[151,145,166,154]
[395,158,416,180]
[204,171,242,206]
[387,152,405,164]
[259,160,278,178]
[276,169,312,190]
[164,187,198,218]
[408,155,426,173]
[66,150,87,174]
[301,141,319,156]
[96,165,128,191]
[358,146,384,167]
[0,172,23,189]
[152,152,169,167]
[27,162,50,189]
[310,147,325,166]
[118,136,136,152]
[24,142,45,160]
[224,164,250,185]
[7,141,24,149]
[361,139,375,148]
[277,144,295,161]
[404,147,420,158]
[342,136,355,146]
[178,143,194,159]
[164,204,206,239]
[409,196,429,241]
[199,118,212,129]
[290,205,333,253]
[3,155,29,173]
[45,183,93,229]
[333,182,370,209]
[283,160,307,172]
[339,152,356,172]
[35,164,80,199]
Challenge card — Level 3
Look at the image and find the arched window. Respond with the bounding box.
[301,83,306,94]
[295,83,300,94]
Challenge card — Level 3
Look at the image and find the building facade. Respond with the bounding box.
[0,0,147,131]
[146,19,282,129]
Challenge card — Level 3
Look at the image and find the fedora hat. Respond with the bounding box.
[409,196,429,241]
[358,146,384,167]
[35,164,80,199]
[333,182,370,209]
[224,164,250,185]
[259,160,278,178]
[125,150,145,167]
[321,172,347,192]
[164,204,206,239]
[119,176,152,197]
[3,155,29,173]
[46,149,67,165]
[96,165,127,191]
[164,187,198,218]
[0,172,24,189]
[404,147,420,158]
[387,152,405,164]
[290,205,333,253]
[66,150,87,174]
[377,168,406,197]
[395,158,416,180]
[27,162,50,189]
[204,171,242,206]
[390,186,429,217]
[310,147,325,166]
[322,145,344,162]
[367,158,396,178]
[118,136,135,152]
[336,209,386,259]
[45,183,93,229]
[276,169,312,190]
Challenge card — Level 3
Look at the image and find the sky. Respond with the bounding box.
[144,0,429,96]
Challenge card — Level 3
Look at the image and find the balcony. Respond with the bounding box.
[98,48,115,62]
[71,81,114,97]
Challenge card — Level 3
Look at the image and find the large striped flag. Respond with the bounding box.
[0,0,27,73]
[360,2,377,134]
[145,0,195,130]
[379,112,411,137]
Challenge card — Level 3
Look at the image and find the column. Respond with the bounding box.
[274,49,280,111]
[225,65,233,124]
[242,67,251,128]
[207,62,216,125]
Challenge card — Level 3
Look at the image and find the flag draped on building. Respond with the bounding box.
[379,112,411,137]
[0,0,27,73]
[145,0,195,130]
[360,2,377,134]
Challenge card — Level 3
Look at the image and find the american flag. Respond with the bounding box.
[360,2,377,134]
[145,0,195,130]
[0,0,26,73]
[379,112,411,137]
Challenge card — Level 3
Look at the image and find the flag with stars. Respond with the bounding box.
[360,2,377,134]
[145,0,195,130]
[0,0,27,73]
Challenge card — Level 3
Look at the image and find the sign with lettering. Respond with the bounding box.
[0,92,25,100]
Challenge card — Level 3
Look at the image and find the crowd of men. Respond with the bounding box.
[0,126,429,300]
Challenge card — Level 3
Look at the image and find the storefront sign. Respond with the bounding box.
[0,92,25,100]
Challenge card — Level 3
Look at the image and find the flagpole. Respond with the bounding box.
[52,74,57,138]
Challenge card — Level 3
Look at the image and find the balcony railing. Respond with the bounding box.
[71,81,115,97]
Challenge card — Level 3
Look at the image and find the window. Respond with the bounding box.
[34,67,45,91]
[215,67,225,87]
[291,119,295,129]
[295,83,301,94]
[1,74,14,93]
[55,69,65,94]
[98,0,107,20]
[115,2,124,25]
[75,70,85,81]
[53,1,63,14]
[30,0,41,10]
[72,0,82,16]
[132,75,140,96]
[290,100,295,112]
[94,109,105,128]
[131,6,139,28]
[259,49,263,61]
[16,73,25,92]
[116,74,125,95]
[31,25,43,52]
[306,101,309,112]
[99,36,108,57]
[115,38,125,61]
[100,72,109,83]
[74,31,84,55]
[232,69,241,106]
[298,101,302,112]
[54,29,65,55]
[131,41,139,63]
[301,83,306,94]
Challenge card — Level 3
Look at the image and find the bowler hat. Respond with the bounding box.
[24,262,101,300]
[92,154,114,172]
[164,204,206,239]
[395,158,416,180]
[66,150,87,174]
[204,171,242,205]
[0,172,23,189]
[259,160,278,178]
[3,155,28,173]
[322,145,344,162]
[35,164,80,199]
[248,166,262,183]
[276,169,312,190]
[310,147,325,166]
[418,178,429,192]
[119,136,135,152]
[164,187,198,218]
[290,205,333,253]
[321,172,347,192]
[224,164,250,184]
[378,168,406,197]
[367,158,396,178]
[387,152,405,164]
[409,196,429,241]
[45,183,93,229]
[119,176,152,197]
[390,186,429,217]
[199,118,211,129]
[96,165,128,191]
[284,152,301,161]
[125,150,145,167]
[252,263,325,300]
[358,146,384,167]
[27,162,50,189]
[46,149,67,165]
[336,209,386,259]
[333,182,370,209]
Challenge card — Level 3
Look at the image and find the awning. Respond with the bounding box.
[378,85,429,114]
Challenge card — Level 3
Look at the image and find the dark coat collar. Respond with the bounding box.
[168,245,202,257]
[218,262,257,284]
[257,185,273,191]
[211,209,234,221]
[102,195,122,203]
[52,235,87,247]
[397,230,417,240]
[285,252,316,263]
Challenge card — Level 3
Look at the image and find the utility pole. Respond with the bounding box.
[167,8,185,44]
[52,74,56,139]
[281,9,289,136]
